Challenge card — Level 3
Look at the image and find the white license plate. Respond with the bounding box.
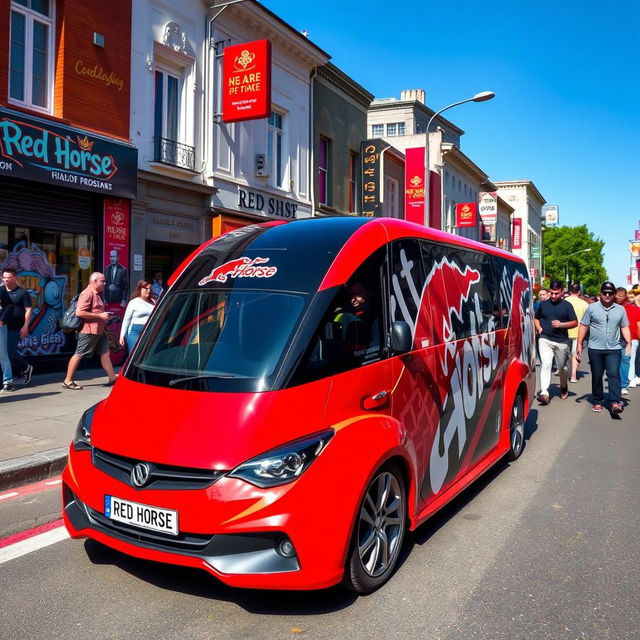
[105,495,178,535]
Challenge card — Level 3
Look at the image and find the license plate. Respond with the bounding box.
[105,495,178,535]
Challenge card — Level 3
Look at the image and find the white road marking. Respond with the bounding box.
[44,479,62,486]
[0,492,19,501]
[0,525,69,564]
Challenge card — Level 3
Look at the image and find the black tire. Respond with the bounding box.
[506,393,525,462]
[342,463,407,594]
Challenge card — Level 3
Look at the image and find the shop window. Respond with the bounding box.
[384,176,399,218]
[318,136,331,206]
[9,0,54,113]
[0,225,95,358]
[267,110,286,188]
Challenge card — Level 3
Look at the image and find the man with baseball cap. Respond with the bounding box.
[576,281,631,414]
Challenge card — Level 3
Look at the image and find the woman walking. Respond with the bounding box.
[119,280,155,353]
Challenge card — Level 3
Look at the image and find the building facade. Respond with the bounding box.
[313,63,372,216]
[0,0,135,371]
[494,180,546,282]
[207,1,329,234]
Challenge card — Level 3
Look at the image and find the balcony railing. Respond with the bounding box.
[153,137,196,171]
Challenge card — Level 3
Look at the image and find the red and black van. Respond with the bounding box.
[62,217,535,593]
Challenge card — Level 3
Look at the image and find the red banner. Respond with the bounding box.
[103,198,131,365]
[635,229,640,241]
[456,202,477,228]
[404,147,425,224]
[222,40,271,123]
[512,218,522,249]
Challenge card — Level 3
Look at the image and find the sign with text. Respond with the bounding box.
[222,40,271,123]
[479,191,497,224]
[543,205,559,227]
[404,147,425,224]
[512,218,522,249]
[361,140,385,217]
[0,108,137,198]
[456,202,477,228]
[103,198,131,366]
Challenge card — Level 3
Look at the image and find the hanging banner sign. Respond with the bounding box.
[635,230,640,241]
[0,107,137,198]
[630,242,640,258]
[360,140,386,217]
[404,147,425,225]
[512,218,523,249]
[479,191,498,224]
[222,40,272,123]
[456,202,477,228]
[103,198,131,366]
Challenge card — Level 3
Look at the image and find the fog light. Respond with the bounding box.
[276,536,296,558]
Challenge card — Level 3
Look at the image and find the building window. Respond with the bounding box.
[9,0,54,112]
[371,124,384,137]
[268,111,285,188]
[384,176,399,218]
[153,67,195,171]
[349,152,358,213]
[318,136,330,206]
[386,122,405,137]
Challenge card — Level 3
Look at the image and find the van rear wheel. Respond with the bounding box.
[342,463,406,594]
[506,393,525,462]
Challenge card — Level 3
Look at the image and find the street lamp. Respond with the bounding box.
[565,248,592,288]
[424,91,495,228]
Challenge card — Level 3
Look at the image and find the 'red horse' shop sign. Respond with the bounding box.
[222,40,272,123]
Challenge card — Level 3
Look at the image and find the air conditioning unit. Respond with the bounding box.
[255,153,269,177]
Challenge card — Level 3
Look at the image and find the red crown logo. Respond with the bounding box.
[77,135,94,151]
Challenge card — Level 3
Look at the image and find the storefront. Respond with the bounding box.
[0,108,137,371]
[210,179,311,237]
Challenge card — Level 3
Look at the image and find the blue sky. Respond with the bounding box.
[266,0,640,286]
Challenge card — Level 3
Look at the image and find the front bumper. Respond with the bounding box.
[62,445,351,590]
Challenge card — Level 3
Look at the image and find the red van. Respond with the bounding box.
[62,217,535,593]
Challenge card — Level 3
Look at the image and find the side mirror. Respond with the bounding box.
[390,321,412,354]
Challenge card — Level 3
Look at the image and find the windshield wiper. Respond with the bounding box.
[169,373,238,386]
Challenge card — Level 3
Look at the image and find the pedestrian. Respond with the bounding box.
[0,268,34,387]
[633,286,640,387]
[62,272,117,390]
[615,286,640,394]
[533,287,549,314]
[0,284,14,392]
[119,280,155,353]
[576,281,631,415]
[566,282,589,383]
[534,279,578,405]
[151,271,164,302]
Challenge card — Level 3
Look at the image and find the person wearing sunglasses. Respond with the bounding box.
[576,281,631,414]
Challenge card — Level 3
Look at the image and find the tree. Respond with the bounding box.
[542,225,607,294]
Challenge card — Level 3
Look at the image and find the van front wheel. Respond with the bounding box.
[506,393,525,462]
[342,464,406,594]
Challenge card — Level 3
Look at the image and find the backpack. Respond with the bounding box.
[60,294,83,332]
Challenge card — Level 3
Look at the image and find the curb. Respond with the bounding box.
[0,447,68,492]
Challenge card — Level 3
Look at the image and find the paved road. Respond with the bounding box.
[1,374,638,639]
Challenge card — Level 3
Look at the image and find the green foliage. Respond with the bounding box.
[542,225,607,294]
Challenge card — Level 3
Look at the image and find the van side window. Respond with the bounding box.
[390,238,429,351]
[292,248,386,384]
[494,257,532,327]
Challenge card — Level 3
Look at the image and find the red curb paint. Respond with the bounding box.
[0,518,64,549]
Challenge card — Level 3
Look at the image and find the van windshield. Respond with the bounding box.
[125,289,306,391]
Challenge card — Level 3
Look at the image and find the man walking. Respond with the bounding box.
[0,268,33,388]
[576,281,631,414]
[566,282,589,383]
[534,279,578,405]
[614,286,640,394]
[62,272,117,390]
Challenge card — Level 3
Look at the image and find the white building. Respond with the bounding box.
[207,1,329,234]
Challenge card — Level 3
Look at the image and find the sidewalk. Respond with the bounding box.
[0,368,116,490]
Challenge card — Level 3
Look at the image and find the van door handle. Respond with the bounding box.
[362,390,390,411]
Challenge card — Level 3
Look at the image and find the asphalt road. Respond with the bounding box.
[1,381,638,640]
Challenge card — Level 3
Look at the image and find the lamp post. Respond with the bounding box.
[565,248,592,288]
[424,91,495,228]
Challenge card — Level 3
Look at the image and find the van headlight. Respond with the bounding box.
[229,430,334,488]
[73,404,99,451]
